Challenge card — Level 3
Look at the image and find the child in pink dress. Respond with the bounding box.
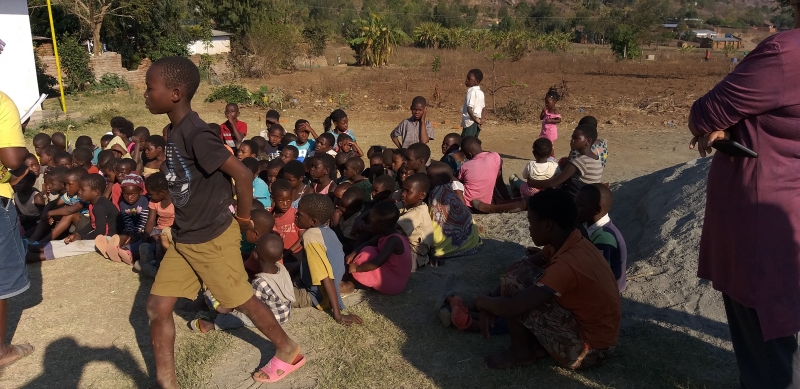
[341,201,412,296]
[539,89,562,156]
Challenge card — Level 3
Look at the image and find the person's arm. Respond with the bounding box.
[345,235,381,264]
[143,206,157,237]
[476,284,554,319]
[467,106,481,125]
[218,155,253,229]
[45,202,82,219]
[420,108,430,144]
[350,235,404,273]
[320,277,362,325]
[527,163,577,189]
[390,123,403,148]
[228,120,245,147]
[546,115,562,125]
[131,136,144,173]
[134,204,149,235]
[33,192,45,212]
[454,188,466,205]
[350,141,364,158]
[539,108,546,120]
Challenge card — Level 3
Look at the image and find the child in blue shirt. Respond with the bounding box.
[243,158,271,208]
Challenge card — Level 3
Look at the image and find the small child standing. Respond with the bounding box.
[289,120,317,162]
[391,96,434,149]
[220,103,247,149]
[539,88,562,155]
[461,69,485,138]
[576,183,628,292]
[191,234,295,332]
[293,194,362,325]
[515,138,559,198]
[397,174,434,270]
[341,201,411,295]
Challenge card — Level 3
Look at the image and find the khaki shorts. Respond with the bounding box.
[151,220,253,308]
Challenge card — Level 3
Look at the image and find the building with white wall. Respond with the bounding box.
[187,30,233,55]
[0,0,41,116]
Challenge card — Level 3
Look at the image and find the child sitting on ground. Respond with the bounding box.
[280,145,299,164]
[264,124,286,160]
[391,96,434,149]
[271,179,304,258]
[526,121,603,197]
[13,171,44,235]
[310,154,337,195]
[74,136,98,166]
[440,133,466,177]
[293,194,362,325]
[344,157,372,201]
[27,174,120,262]
[290,120,317,162]
[242,158,271,209]
[237,140,259,161]
[336,134,363,158]
[109,158,138,209]
[311,133,337,158]
[106,117,134,159]
[24,153,43,192]
[260,158,284,189]
[363,153,390,183]
[33,133,51,161]
[53,151,73,168]
[512,138,559,198]
[404,143,430,175]
[191,234,295,332]
[282,160,312,209]
[39,145,60,170]
[332,186,364,253]
[397,173,434,270]
[576,183,628,292]
[139,172,174,272]
[341,201,411,295]
[220,103,247,149]
[238,209,277,276]
[281,133,298,148]
[142,135,166,177]
[98,174,150,265]
[28,167,89,245]
[72,147,99,174]
[51,132,70,152]
[130,127,151,173]
[427,162,482,265]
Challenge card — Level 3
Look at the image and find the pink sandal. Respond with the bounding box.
[449,297,473,331]
[94,236,109,258]
[252,354,306,383]
[106,246,122,263]
[118,249,133,265]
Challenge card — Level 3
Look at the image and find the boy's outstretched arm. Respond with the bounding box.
[321,277,362,325]
[218,155,253,228]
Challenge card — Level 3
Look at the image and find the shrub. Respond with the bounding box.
[230,24,301,77]
[198,54,215,81]
[59,34,94,93]
[205,84,251,105]
[495,99,537,123]
[413,22,444,48]
[94,73,131,92]
[343,14,408,67]
[609,24,642,60]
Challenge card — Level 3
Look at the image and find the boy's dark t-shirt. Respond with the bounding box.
[164,111,234,244]
[264,143,282,161]
[78,197,120,239]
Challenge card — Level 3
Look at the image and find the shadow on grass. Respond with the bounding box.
[18,337,149,388]
[6,262,43,342]
[129,273,156,379]
[365,237,737,388]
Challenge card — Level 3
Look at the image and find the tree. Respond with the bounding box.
[343,14,408,67]
[609,24,642,59]
[60,0,128,55]
[59,34,94,92]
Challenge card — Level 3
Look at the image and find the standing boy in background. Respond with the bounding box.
[461,69,485,138]
[391,96,434,149]
[220,103,246,149]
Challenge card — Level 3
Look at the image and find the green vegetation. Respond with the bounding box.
[205,84,285,109]
[58,34,94,93]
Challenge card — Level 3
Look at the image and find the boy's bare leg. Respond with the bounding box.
[471,199,526,214]
[235,295,300,364]
[485,317,545,369]
[48,214,79,242]
[146,294,180,389]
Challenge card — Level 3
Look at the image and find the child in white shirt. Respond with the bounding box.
[518,138,559,197]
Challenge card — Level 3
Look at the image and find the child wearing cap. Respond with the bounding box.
[96,173,150,265]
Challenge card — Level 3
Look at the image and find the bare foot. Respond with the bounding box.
[485,348,540,370]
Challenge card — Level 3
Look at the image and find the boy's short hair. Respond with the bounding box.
[54,150,72,163]
[411,96,427,107]
[33,133,51,146]
[251,208,275,233]
[533,138,553,159]
[117,158,137,171]
[282,145,299,158]
[335,152,350,168]
[315,153,336,172]
[268,123,286,135]
[65,166,89,181]
[72,147,93,164]
[45,166,68,182]
[373,174,396,193]
[407,143,431,162]
[281,133,298,146]
[110,117,135,137]
[318,132,335,146]
[252,199,265,209]
[266,109,280,120]
[267,158,286,171]
[51,132,66,146]
[443,133,462,145]
[145,135,166,149]
[100,134,115,144]
[575,123,598,143]
[526,188,577,230]
[225,102,240,111]
[367,145,384,159]
[41,145,60,158]
[337,134,353,144]
[75,135,93,149]
[370,201,400,226]
[134,126,150,139]
[256,234,285,263]
[242,157,260,175]
[97,150,117,169]
[270,178,293,195]
[467,68,483,83]
[24,153,38,163]
[153,56,201,99]
[345,156,365,172]
[405,173,430,193]
[258,159,270,172]
[82,173,107,192]
[281,160,305,180]
[299,193,335,223]
[145,172,168,192]
[251,136,267,151]
[381,148,393,165]
[241,140,259,156]
[342,186,365,206]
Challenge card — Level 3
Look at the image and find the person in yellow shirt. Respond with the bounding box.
[0,91,35,367]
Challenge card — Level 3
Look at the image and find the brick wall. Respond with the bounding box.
[39,51,150,88]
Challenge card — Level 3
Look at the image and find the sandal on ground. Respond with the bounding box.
[433,274,455,313]
[118,249,133,265]
[0,343,35,369]
[450,297,473,331]
[94,236,109,258]
[106,246,122,263]
[188,319,210,333]
[252,354,306,383]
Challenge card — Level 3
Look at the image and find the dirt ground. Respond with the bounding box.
[2,46,735,388]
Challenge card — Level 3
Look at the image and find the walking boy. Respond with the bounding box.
[142,56,301,387]
[461,69,485,138]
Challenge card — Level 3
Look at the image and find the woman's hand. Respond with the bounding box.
[690,131,730,158]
